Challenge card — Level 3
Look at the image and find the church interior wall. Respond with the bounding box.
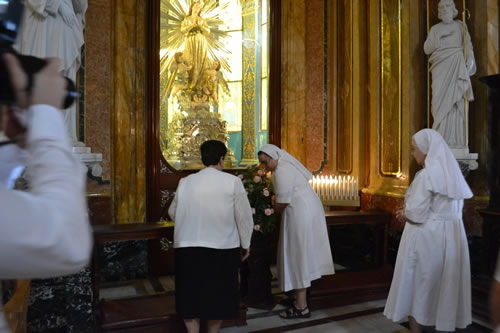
[82,0,495,232]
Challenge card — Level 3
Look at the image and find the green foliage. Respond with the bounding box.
[237,165,277,235]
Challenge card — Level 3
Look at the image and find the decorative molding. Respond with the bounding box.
[242,1,258,161]
[379,0,402,177]
[336,0,354,174]
[160,157,174,174]
[160,189,175,209]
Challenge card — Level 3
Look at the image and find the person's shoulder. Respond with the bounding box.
[218,170,241,182]
[413,168,433,190]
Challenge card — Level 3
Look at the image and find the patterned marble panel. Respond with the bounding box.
[305,0,326,172]
[361,193,404,232]
[87,194,112,225]
[281,0,307,164]
[27,269,93,333]
[112,0,147,224]
[487,0,499,75]
[85,0,112,181]
[463,199,488,236]
[24,241,148,332]
[99,241,149,282]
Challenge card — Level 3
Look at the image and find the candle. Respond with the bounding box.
[342,176,346,200]
[334,177,338,199]
[329,176,333,199]
[347,176,351,199]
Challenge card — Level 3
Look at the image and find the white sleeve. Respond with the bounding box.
[405,171,433,224]
[0,105,92,279]
[0,142,27,189]
[274,166,293,204]
[168,179,183,222]
[233,178,253,249]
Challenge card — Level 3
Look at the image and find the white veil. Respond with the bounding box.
[413,129,473,200]
[258,144,313,181]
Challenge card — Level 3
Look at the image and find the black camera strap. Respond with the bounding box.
[0,138,18,146]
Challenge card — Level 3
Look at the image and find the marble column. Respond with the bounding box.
[112,0,147,224]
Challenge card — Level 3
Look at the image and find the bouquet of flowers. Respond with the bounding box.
[237,165,277,235]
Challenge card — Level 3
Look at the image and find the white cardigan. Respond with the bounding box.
[169,167,254,249]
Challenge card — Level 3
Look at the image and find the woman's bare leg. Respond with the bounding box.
[295,288,308,310]
[184,319,200,333]
[408,316,422,333]
[207,320,222,333]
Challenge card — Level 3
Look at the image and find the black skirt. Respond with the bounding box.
[174,247,240,320]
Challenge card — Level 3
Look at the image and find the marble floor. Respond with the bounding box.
[99,270,492,333]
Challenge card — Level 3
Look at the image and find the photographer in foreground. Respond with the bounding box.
[0,54,92,330]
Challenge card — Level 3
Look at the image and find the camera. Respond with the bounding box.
[0,0,77,109]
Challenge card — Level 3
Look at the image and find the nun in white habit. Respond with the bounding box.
[384,129,473,332]
[258,144,335,319]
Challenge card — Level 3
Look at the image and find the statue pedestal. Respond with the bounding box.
[451,148,478,175]
[72,145,103,177]
[165,110,234,169]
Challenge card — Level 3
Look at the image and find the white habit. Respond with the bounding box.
[272,158,335,292]
[384,129,472,331]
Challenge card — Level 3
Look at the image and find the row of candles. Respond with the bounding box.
[309,175,360,201]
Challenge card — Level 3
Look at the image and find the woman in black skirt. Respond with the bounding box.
[168,140,254,333]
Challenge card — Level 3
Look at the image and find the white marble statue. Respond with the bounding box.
[424,0,475,150]
[15,0,88,144]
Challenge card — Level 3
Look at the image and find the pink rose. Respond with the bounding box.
[257,169,264,176]
[238,174,244,180]
[265,208,272,216]
[251,208,256,215]
[254,225,261,231]
[263,189,270,197]
[254,176,261,183]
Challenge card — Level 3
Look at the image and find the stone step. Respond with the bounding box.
[72,146,91,153]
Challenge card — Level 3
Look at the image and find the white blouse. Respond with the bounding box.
[169,167,254,249]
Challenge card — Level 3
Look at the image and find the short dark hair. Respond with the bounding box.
[201,140,227,166]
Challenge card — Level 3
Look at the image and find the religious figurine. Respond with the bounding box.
[160,0,234,168]
[169,52,192,100]
[15,0,88,144]
[181,1,210,90]
[424,0,475,150]
[202,61,229,106]
[191,93,210,112]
